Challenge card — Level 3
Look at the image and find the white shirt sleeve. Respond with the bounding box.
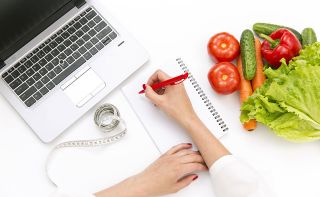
[209,155,275,197]
[51,189,95,197]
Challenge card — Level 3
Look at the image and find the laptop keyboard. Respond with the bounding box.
[1,7,118,107]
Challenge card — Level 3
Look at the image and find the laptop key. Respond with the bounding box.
[74,16,81,21]
[4,75,14,84]
[45,63,54,71]
[26,68,35,77]
[39,87,49,96]
[109,32,118,40]
[84,52,92,60]
[35,81,44,89]
[94,21,107,32]
[64,48,73,56]
[43,46,52,53]
[81,25,90,32]
[96,42,104,50]
[15,83,28,95]
[37,50,46,58]
[70,43,79,51]
[18,65,27,73]
[51,49,60,57]
[60,61,69,69]
[75,30,84,37]
[90,37,99,45]
[102,37,112,45]
[74,22,82,29]
[88,29,96,37]
[70,35,78,42]
[19,73,28,81]
[46,82,55,90]
[61,32,70,39]
[84,42,93,50]
[24,60,33,68]
[66,56,75,64]
[82,34,90,41]
[31,55,40,63]
[39,68,48,76]
[39,59,47,66]
[32,64,41,71]
[45,54,54,62]
[86,10,97,20]
[10,78,22,89]
[93,16,102,23]
[57,44,66,52]
[78,46,87,54]
[8,67,14,73]
[63,39,72,47]
[87,20,95,28]
[33,73,41,81]
[52,58,59,66]
[56,36,63,43]
[49,41,58,49]
[80,17,88,25]
[53,66,62,74]
[2,72,8,78]
[11,70,19,78]
[97,28,111,40]
[41,76,50,84]
[26,78,35,86]
[58,53,67,60]
[20,86,36,101]
[67,27,76,34]
[25,97,36,107]
[33,92,42,100]
[76,39,85,46]
[53,57,86,85]
[72,51,81,59]
[47,71,56,79]
[89,47,98,56]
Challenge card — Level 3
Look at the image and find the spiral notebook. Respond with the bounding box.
[122,58,228,153]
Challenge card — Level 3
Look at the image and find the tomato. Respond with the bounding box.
[208,32,240,62]
[208,62,240,95]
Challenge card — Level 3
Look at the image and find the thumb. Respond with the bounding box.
[145,84,162,105]
[175,174,198,191]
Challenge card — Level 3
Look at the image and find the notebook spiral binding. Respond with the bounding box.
[176,58,228,132]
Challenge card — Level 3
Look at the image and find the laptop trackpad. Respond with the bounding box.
[63,68,105,107]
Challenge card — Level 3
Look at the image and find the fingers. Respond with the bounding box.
[147,70,171,85]
[180,163,207,175]
[180,153,205,165]
[175,174,198,192]
[174,149,198,157]
[165,143,192,155]
[145,84,163,105]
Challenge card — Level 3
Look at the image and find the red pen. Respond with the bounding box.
[139,72,189,94]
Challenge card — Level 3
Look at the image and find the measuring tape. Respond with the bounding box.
[46,104,127,186]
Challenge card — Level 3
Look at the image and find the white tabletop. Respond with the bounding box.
[1,0,320,196]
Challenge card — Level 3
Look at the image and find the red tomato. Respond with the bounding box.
[208,32,240,62]
[208,62,240,95]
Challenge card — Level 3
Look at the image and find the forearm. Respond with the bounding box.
[94,175,148,197]
[181,114,230,168]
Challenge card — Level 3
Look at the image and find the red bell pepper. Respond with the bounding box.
[260,28,301,68]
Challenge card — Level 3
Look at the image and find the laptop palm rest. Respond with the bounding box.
[62,67,105,107]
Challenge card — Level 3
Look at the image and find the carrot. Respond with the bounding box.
[252,38,266,91]
[237,57,257,131]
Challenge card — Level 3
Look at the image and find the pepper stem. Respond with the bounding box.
[259,34,280,49]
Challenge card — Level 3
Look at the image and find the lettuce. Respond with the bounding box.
[240,43,320,142]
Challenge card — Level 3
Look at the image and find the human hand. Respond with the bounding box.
[133,143,207,196]
[144,70,197,128]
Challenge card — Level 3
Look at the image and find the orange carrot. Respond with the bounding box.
[252,38,266,91]
[238,57,257,131]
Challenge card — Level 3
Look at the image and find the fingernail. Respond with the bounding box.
[192,175,198,181]
[143,84,146,89]
[187,143,192,146]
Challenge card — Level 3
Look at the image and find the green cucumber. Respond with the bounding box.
[253,23,302,43]
[240,29,256,80]
[302,28,317,47]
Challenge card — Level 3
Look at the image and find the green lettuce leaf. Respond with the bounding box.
[240,42,320,142]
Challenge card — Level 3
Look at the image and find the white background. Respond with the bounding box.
[1,0,320,196]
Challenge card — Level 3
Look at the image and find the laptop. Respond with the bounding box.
[0,0,149,143]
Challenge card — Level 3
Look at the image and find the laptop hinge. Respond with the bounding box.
[0,59,5,70]
[75,0,86,8]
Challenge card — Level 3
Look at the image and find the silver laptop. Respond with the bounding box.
[0,0,149,142]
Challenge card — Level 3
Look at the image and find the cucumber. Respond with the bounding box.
[253,23,302,43]
[302,28,317,47]
[240,29,256,80]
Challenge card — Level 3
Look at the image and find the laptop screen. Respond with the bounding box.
[0,0,76,62]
